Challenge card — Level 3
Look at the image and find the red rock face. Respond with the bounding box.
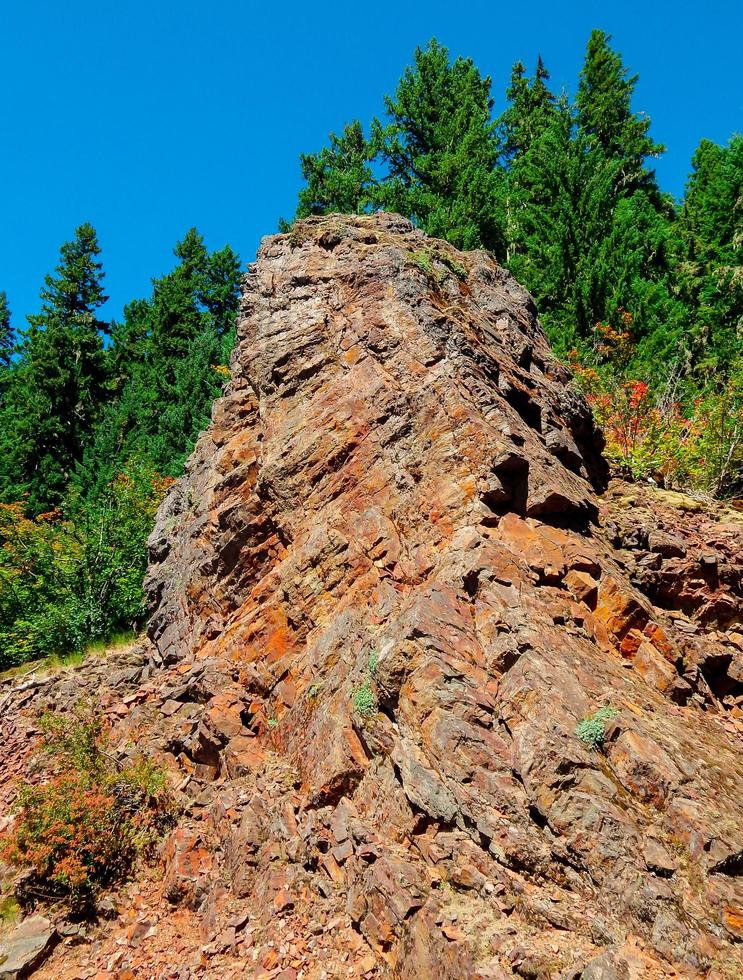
[4,214,743,978]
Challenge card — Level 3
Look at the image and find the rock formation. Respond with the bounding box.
[2,213,743,978]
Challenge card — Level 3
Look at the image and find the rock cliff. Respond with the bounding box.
[2,214,743,978]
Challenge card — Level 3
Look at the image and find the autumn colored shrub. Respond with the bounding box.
[1,705,170,913]
[571,316,743,496]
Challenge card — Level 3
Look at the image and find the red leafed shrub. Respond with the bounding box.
[2,774,134,896]
[569,317,743,496]
[0,705,170,912]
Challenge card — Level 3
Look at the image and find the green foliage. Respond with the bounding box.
[352,651,380,717]
[0,291,13,370]
[0,704,170,913]
[407,249,434,277]
[289,40,504,253]
[0,225,110,511]
[498,56,559,166]
[97,229,240,480]
[0,460,173,669]
[352,681,377,718]
[674,135,743,380]
[571,322,743,495]
[0,224,241,668]
[576,29,664,196]
[372,40,504,252]
[295,120,376,218]
[406,247,467,285]
[575,706,619,749]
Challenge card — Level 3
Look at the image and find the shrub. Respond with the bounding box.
[0,705,170,913]
[352,681,377,718]
[351,650,381,718]
[0,459,174,669]
[575,706,619,749]
[570,316,743,497]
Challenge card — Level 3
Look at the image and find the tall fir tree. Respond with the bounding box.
[497,56,561,264]
[674,135,743,377]
[0,291,13,370]
[373,40,504,252]
[0,225,110,509]
[576,29,663,196]
[294,121,375,218]
[81,229,242,490]
[498,56,558,164]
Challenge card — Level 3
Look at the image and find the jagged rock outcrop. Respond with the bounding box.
[2,214,743,978]
[142,214,743,976]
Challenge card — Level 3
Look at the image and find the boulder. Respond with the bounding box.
[0,917,57,979]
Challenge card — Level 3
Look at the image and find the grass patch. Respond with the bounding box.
[406,248,467,284]
[0,631,136,684]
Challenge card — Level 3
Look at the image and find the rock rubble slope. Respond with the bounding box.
[3,213,743,978]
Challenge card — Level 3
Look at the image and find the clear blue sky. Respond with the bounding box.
[1,0,741,327]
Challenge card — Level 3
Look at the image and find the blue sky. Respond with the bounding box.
[1,0,741,327]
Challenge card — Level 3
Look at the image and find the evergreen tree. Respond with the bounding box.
[499,56,558,164]
[85,229,241,484]
[0,225,109,509]
[497,56,561,263]
[505,105,620,348]
[294,121,375,218]
[0,291,13,370]
[675,135,743,376]
[576,29,663,196]
[373,40,504,252]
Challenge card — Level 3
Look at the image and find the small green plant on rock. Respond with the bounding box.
[352,680,377,718]
[437,251,467,281]
[575,706,619,749]
[407,249,434,277]
[351,649,381,718]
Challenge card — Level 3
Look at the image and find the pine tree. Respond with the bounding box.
[87,230,242,483]
[505,103,620,348]
[499,56,558,164]
[675,135,743,376]
[0,291,13,370]
[576,30,664,196]
[294,121,375,218]
[0,225,110,509]
[373,40,504,252]
[497,56,561,263]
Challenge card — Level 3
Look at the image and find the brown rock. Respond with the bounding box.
[0,916,57,979]
[162,827,213,908]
